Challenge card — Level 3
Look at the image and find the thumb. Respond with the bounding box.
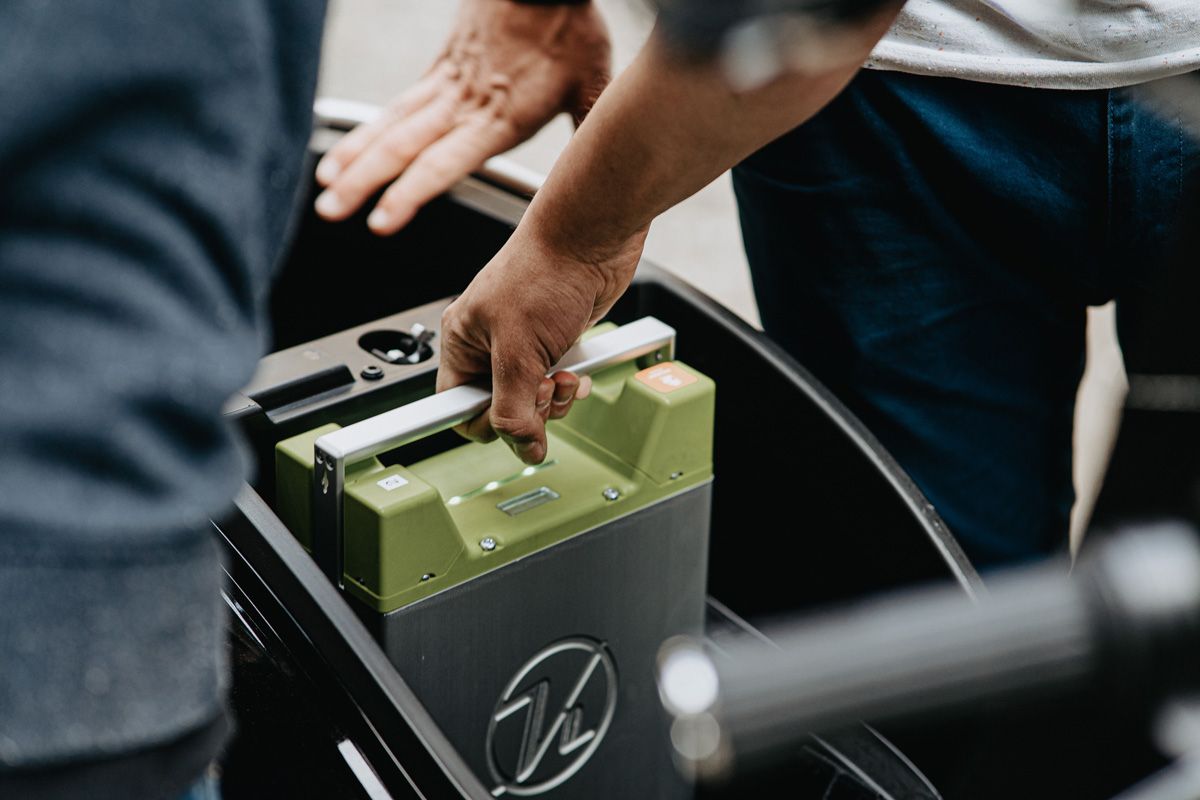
[488,345,557,464]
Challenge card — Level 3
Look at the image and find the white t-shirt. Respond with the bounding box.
[867,0,1200,89]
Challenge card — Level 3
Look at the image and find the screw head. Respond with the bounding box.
[602,488,621,502]
[420,573,434,582]
[480,537,497,552]
[670,471,684,480]
[361,365,384,381]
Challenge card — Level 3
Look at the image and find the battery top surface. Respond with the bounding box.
[276,354,715,612]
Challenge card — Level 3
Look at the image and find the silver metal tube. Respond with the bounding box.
[661,525,1200,781]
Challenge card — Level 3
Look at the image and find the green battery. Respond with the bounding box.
[275,353,714,613]
[275,324,714,799]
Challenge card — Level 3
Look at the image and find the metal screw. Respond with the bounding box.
[603,488,621,502]
[361,365,384,381]
[670,471,683,480]
[480,537,497,552]
[420,573,434,582]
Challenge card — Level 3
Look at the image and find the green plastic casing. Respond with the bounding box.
[275,345,714,614]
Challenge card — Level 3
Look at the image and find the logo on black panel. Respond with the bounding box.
[485,637,618,796]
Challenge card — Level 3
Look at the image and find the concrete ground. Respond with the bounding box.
[317,0,1126,551]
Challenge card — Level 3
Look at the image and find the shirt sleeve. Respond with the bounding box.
[654,0,904,58]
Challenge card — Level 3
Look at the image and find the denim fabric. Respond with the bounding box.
[734,69,1199,568]
[0,0,325,776]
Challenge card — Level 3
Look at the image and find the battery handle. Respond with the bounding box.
[311,317,677,587]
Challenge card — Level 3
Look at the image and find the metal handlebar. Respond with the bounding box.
[659,523,1200,781]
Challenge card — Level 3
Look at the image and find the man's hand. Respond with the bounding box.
[435,9,901,465]
[313,0,610,235]
[437,224,645,464]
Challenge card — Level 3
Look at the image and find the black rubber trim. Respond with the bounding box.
[220,485,493,799]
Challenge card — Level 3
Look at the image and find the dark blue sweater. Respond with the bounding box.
[0,0,325,794]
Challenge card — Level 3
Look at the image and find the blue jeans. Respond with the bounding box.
[734,70,1198,568]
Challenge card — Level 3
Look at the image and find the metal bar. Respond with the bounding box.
[660,524,1200,782]
[312,317,676,587]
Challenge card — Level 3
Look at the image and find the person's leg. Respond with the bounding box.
[1098,87,1200,532]
[733,71,1110,568]
[1111,87,1200,375]
[0,1,323,795]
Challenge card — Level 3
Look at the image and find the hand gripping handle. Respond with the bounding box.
[311,317,677,585]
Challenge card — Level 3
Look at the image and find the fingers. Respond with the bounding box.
[314,96,456,222]
[315,110,395,189]
[436,299,594,462]
[460,407,500,444]
[548,371,583,420]
[315,76,444,188]
[436,321,498,443]
[451,372,591,454]
[486,340,562,464]
[489,369,592,464]
[455,372,591,447]
[364,120,506,235]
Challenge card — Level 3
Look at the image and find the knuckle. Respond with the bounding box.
[489,413,540,443]
[440,303,475,343]
[460,418,497,443]
[381,135,417,163]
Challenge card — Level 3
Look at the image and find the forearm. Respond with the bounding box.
[437,5,901,464]
[523,10,899,258]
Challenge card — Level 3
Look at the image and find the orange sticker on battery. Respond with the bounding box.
[635,363,698,394]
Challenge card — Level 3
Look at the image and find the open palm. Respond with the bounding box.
[313,0,610,235]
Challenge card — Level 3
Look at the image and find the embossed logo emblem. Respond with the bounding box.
[485,637,618,796]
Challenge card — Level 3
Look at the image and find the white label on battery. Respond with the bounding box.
[376,474,409,492]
